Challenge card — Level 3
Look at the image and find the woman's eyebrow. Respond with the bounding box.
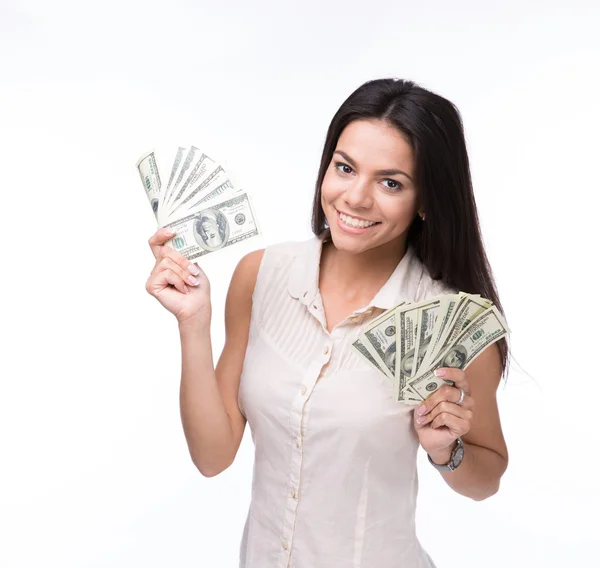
[334,150,413,181]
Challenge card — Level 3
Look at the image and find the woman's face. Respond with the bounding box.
[321,118,420,255]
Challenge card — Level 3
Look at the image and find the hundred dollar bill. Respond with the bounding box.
[360,309,398,382]
[404,306,509,400]
[163,191,260,261]
[420,294,492,373]
[412,299,442,377]
[395,300,440,402]
[183,179,240,212]
[353,304,407,386]
[167,166,234,219]
[444,295,492,344]
[419,293,465,371]
[352,338,387,376]
[163,145,200,211]
[167,152,219,213]
[396,303,419,379]
[400,383,423,405]
[160,146,186,211]
[135,150,162,220]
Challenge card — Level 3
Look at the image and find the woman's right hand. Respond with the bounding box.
[145,228,211,326]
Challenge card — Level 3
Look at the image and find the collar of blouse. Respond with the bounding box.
[287,229,426,316]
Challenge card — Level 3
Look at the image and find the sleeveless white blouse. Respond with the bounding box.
[237,230,454,568]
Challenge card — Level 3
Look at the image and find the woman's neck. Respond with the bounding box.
[319,236,408,301]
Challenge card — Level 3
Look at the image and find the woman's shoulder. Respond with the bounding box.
[243,234,315,296]
[238,236,317,318]
[260,235,316,268]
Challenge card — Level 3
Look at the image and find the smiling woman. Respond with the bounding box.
[146,77,510,568]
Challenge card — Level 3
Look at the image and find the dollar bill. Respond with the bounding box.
[352,338,387,376]
[418,293,463,371]
[163,191,260,261]
[404,306,509,400]
[353,308,421,403]
[135,150,162,221]
[396,303,419,379]
[167,152,220,213]
[401,383,423,404]
[419,294,491,376]
[161,146,187,211]
[163,145,199,211]
[183,179,240,212]
[360,309,398,382]
[167,165,233,219]
[412,299,442,376]
[394,300,441,402]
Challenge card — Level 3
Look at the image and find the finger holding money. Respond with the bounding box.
[148,227,179,259]
[414,368,473,430]
[148,229,200,286]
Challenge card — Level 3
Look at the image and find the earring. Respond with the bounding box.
[419,212,426,221]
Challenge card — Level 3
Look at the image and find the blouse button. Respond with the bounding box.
[295,436,301,448]
[300,385,307,395]
[281,538,289,550]
[323,346,330,355]
[290,487,297,499]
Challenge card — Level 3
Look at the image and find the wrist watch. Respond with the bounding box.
[427,437,464,472]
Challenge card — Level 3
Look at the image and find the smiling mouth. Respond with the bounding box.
[337,209,381,228]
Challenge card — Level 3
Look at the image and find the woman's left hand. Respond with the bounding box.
[413,368,474,456]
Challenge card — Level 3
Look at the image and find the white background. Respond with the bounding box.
[1,1,599,566]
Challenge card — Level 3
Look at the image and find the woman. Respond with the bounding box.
[145,78,509,568]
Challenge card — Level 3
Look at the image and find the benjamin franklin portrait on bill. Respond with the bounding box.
[193,209,230,252]
[439,345,468,368]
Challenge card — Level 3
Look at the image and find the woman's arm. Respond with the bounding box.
[179,249,264,477]
[414,344,509,501]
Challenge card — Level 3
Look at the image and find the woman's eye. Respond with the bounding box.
[335,162,353,175]
[383,179,402,191]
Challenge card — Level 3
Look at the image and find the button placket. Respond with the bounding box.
[279,358,324,566]
[278,328,338,567]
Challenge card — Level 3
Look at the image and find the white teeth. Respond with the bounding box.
[339,212,377,228]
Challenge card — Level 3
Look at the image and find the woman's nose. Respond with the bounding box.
[344,180,373,209]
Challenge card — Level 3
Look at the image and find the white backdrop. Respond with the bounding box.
[1,1,599,566]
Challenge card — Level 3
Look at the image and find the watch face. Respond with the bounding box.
[452,446,465,468]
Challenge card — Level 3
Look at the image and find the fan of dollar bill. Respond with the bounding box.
[135,146,260,262]
[353,292,510,405]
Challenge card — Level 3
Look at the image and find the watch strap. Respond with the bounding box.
[427,437,463,472]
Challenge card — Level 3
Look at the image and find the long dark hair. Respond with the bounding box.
[311,78,510,378]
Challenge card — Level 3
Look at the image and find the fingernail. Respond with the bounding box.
[188,275,198,285]
[188,264,200,275]
[417,405,427,415]
[184,285,190,294]
[416,415,425,424]
[434,369,446,377]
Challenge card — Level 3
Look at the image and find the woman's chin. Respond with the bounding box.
[328,229,374,253]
